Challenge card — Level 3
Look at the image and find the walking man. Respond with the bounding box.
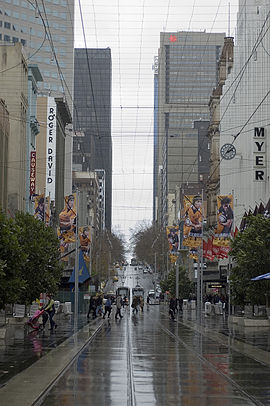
[115,295,123,319]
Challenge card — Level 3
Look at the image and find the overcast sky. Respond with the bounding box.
[74,0,238,242]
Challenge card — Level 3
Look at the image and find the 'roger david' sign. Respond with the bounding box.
[254,127,266,181]
[46,97,57,200]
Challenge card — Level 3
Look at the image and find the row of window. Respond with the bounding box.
[0,33,26,45]
[2,7,67,20]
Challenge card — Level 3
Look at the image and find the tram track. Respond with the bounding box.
[158,320,265,406]
[126,308,137,406]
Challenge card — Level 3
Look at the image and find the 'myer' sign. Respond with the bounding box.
[46,97,56,200]
[254,127,266,181]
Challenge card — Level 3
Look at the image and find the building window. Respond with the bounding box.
[21,38,26,45]
[12,36,18,42]
[4,34,10,41]
[4,21,11,29]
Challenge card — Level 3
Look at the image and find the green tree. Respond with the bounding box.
[160,266,195,299]
[14,212,63,304]
[0,211,26,309]
[230,215,270,305]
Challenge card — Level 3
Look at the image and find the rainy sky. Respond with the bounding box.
[74,0,238,241]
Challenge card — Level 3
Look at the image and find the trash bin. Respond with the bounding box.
[190,300,196,310]
[183,299,188,310]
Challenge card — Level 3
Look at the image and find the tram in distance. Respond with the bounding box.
[132,286,144,297]
[116,286,130,302]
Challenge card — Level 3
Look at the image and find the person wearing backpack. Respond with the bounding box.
[44,294,57,330]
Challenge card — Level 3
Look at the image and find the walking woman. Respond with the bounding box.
[44,294,57,330]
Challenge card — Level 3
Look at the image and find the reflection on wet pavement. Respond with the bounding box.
[0,315,87,386]
[40,306,270,406]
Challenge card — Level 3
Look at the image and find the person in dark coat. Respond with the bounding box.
[169,297,176,320]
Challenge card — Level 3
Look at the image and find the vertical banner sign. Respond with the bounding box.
[46,97,57,200]
[29,151,36,195]
[166,226,179,264]
[183,195,203,248]
[58,194,77,260]
[79,226,91,263]
[34,194,50,226]
[254,127,266,181]
[213,194,233,247]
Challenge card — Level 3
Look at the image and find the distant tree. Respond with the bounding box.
[130,222,168,271]
[14,212,63,304]
[230,215,270,305]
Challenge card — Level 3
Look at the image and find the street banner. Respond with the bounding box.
[169,253,178,264]
[34,194,50,226]
[166,226,179,254]
[213,194,233,247]
[59,194,77,243]
[79,226,91,263]
[58,194,77,261]
[183,195,203,248]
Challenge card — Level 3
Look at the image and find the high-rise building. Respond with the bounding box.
[0,0,75,198]
[154,31,225,226]
[220,0,270,226]
[73,48,112,231]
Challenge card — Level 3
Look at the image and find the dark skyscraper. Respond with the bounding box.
[73,48,112,230]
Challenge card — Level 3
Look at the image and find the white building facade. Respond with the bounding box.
[220,0,270,226]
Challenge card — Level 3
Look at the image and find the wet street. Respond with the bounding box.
[37,266,270,406]
[1,266,270,405]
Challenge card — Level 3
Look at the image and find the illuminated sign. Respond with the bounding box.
[29,151,36,195]
[169,35,177,43]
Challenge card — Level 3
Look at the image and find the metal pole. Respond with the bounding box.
[74,190,79,328]
[154,252,157,301]
[176,258,179,300]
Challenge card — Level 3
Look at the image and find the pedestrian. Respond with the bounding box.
[96,294,103,317]
[147,295,150,305]
[87,296,95,319]
[115,295,123,319]
[103,296,112,319]
[44,294,57,330]
[139,296,144,312]
[169,296,176,320]
[132,296,139,314]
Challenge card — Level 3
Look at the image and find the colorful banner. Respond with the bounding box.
[34,194,50,226]
[59,194,77,243]
[213,194,233,247]
[58,194,77,261]
[183,195,203,248]
[79,226,91,263]
[30,151,36,196]
[166,226,179,254]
